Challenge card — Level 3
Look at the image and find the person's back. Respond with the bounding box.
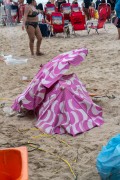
[38,13,44,22]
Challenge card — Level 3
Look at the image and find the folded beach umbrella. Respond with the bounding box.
[35,74,104,136]
[12,48,88,112]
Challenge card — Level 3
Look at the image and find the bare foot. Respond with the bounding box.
[36,52,44,56]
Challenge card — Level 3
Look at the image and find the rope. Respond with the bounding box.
[28,142,76,179]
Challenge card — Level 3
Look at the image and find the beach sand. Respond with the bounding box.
[0,23,120,180]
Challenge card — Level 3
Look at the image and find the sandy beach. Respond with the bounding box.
[0,23,120,180]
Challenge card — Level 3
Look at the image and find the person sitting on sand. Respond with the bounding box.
[22,0,43,56]
[38,12,53,37]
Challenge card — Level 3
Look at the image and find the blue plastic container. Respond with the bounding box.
[96,134,120,180]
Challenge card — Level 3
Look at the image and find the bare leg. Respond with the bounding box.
[117,28,120,39]
[26,25,35,55]
[83,8,90,20]
[35,26,43,55]
[5,5,13,25]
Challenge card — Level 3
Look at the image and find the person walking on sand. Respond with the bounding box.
[3,0,13,25]
[115,0,120,39]
[22,0,43,56]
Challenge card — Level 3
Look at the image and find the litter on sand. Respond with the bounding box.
[3,107,16,117]
[0,54,28,65]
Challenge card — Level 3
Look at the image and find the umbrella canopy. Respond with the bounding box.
[12,48,88,111]
[35,74,104,136]
[40,48,88,88]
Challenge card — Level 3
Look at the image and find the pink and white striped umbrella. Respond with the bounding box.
[35,74,104,136]
[12,48,104,136]
[40,48,88,88]
[12,48,88,111]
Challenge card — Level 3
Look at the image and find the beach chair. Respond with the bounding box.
[87,6,108,34]
[70,12,86,35]
[61,3,71,21]
[71,4,81,12]
[50,12,69,38]
[45,3,56,22]
[0,146,28,180]
[98,3,111,21]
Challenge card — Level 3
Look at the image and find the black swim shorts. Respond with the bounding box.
[116,18,120,28]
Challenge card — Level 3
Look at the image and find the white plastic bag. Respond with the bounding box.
[3,107,16,116]
[21,76,28,81]
[3,55,28,65]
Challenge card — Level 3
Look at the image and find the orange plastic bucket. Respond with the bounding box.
[0,146,28,180]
